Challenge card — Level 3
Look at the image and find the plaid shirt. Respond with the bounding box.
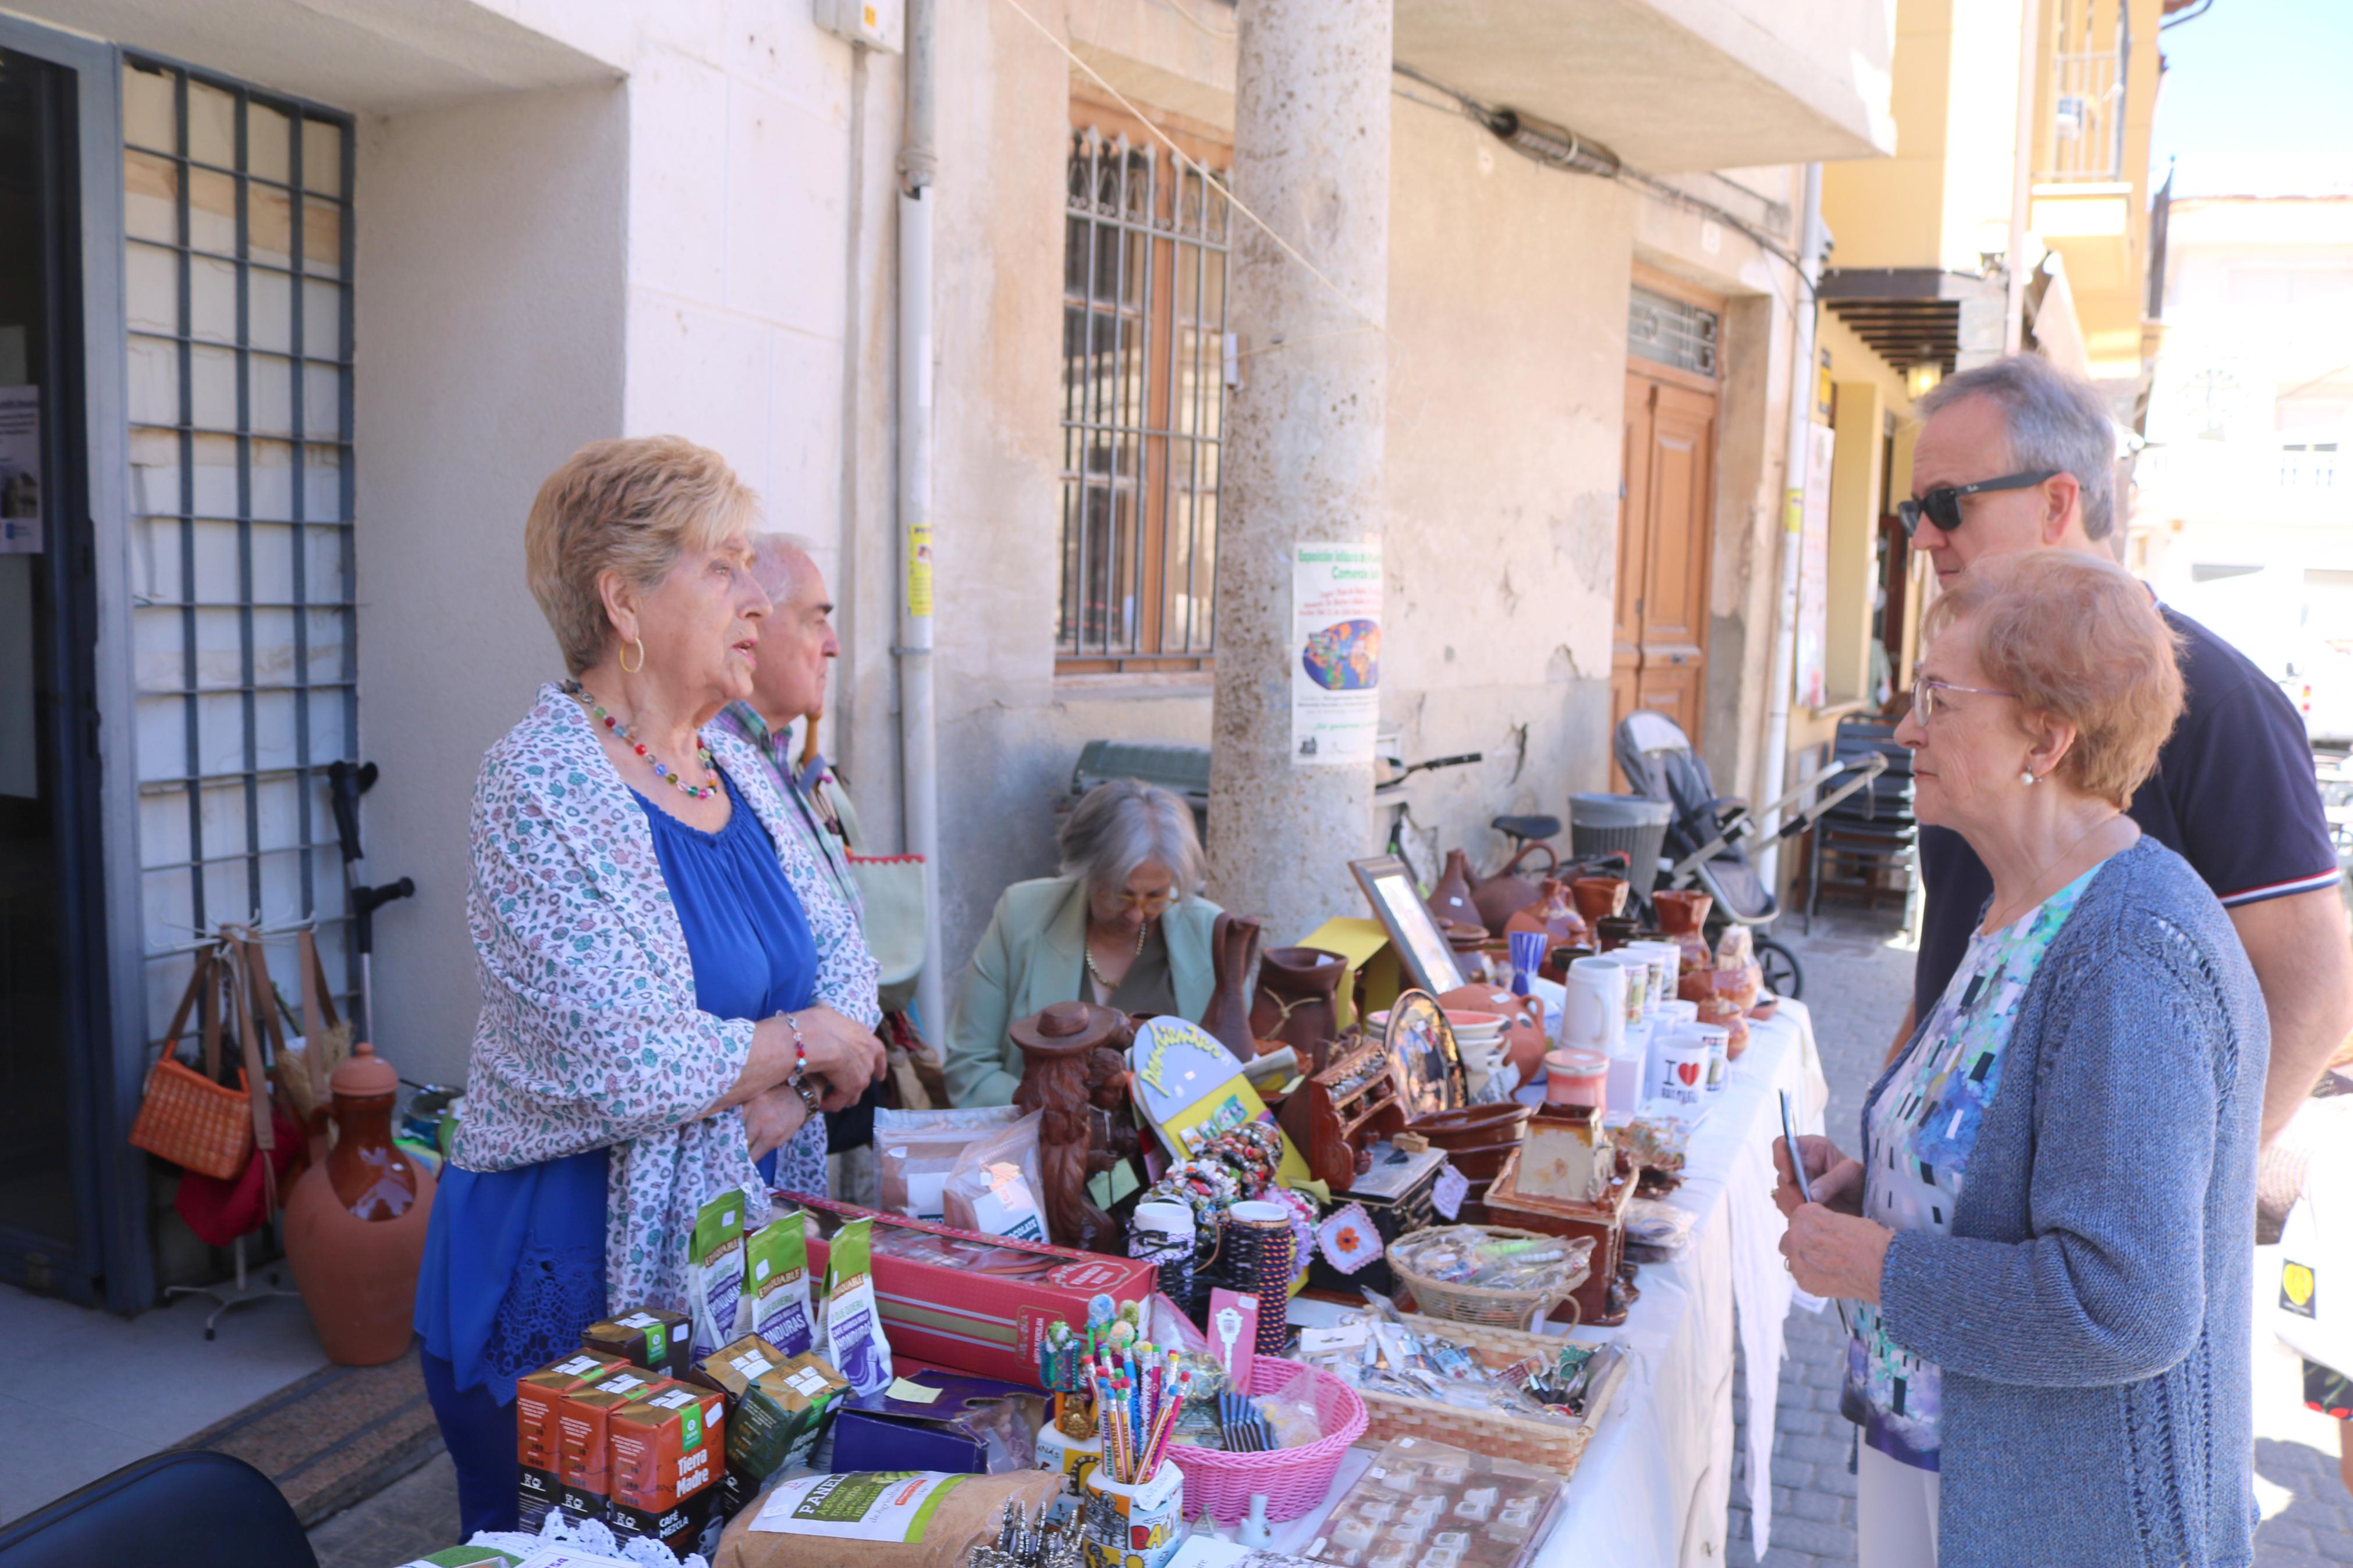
[711,702,864,921]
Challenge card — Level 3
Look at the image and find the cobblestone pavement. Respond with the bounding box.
[1720,904,2353,1566]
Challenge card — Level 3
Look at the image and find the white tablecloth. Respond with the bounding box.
[1286,1001,1827,1567]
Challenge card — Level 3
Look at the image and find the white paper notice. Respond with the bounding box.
[1291,541,1382,766]
[0,386,41,554]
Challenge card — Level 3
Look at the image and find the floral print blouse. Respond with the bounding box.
[454,684,881,1314]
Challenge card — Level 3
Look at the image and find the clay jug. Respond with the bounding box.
[1504,879,1588,979]
[1250,946,1346,1071]
[1570,876,1630,929]
[283,1043,436,1366]
[1201,912,1265,1059]
[1426,849,1480,931]
[1651,889,1714,972]
[1472,843,1557,936]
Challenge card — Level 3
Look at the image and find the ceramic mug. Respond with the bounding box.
[1651,1030,1711,1110]
[1681,1022,1733,1094]
[1630,943,1681,1016]
[1606,1016,1652,1114]
[1562,957,1627,1053]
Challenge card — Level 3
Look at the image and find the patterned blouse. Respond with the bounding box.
[1842,861,2104,1471]
[454,684,881,1313]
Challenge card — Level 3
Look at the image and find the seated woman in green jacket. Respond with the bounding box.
[945,780,1221,1105]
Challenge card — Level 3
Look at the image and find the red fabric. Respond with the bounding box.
[174,1107,302,1246]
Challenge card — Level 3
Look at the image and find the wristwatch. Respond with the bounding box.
[789,1072,822,1118]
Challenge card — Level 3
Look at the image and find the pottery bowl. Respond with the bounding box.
[1405,1102,1532,1151]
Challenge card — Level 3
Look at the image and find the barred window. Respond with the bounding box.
[119,57,357,1033]
[1058,101,1230,671]
[1628,285,1720,379]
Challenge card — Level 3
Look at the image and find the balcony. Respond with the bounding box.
[1393,0,1895,173]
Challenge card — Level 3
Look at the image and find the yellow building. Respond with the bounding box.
[1792,0,2167,904]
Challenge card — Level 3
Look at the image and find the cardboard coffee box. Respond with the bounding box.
[514,1348,628,1531]
[791,1196,1157,1385]
[693,1334,847,1491]
[555,1366,670,1523]
[583,1306,693,1379]
[609,1381,727,1558]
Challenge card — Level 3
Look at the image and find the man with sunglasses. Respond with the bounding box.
[1891,355,2352,1193]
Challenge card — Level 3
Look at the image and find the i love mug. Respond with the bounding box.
[1650,1032,1711,1109]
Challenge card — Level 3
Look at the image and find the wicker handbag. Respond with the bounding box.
[129,940,269,1182]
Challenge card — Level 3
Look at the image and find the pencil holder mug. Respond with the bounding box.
[1082,1459,1184,1568]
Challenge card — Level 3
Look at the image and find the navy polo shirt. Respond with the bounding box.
[1913,605,2341,1020]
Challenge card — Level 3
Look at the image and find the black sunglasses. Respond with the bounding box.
[1896,469,2060,538]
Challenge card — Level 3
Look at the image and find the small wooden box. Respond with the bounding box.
[1481,1146,1638,1327]
[1304,1143,1445,1297]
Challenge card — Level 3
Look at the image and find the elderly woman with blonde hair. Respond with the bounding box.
[413,436,885,1534]
[1776,550,2266,1567]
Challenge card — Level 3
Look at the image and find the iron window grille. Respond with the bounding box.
[118,56,356,1041]
[1057,105,1230,671]
[1628,286,1719,379]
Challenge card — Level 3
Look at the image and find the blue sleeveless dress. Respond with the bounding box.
[414,769,821,1535]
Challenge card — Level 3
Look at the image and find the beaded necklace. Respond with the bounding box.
[565,680,720,800]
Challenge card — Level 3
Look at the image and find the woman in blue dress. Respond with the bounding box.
[414,436,885,1535]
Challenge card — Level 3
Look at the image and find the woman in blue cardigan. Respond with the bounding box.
[1777,550,2264,1567]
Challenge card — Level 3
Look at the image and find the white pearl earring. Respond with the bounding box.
[2020,770,2038,786]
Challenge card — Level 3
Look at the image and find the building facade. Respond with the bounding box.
[0,0,1914,1331]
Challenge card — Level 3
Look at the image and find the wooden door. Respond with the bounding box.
[1610,372,1719,785]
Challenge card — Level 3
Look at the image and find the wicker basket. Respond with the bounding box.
[1386,1225,1593,1331]
[1166,1356,1367,1523]
[1352,1313,1628,1481]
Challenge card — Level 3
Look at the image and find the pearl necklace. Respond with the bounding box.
[1084,919,1151,994]
[565,681,719,799]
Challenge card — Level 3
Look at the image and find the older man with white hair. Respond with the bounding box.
[1891,355,2353,1151]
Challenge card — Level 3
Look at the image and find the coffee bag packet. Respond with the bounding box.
[583,1306,693,1378]
[687,1188,748,1361]
[695,1334,847,1488]
[820,1216,893,1396]
[742,1210,815,1356]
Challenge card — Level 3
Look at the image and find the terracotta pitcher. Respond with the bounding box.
[1426,849,1481,931]
[282,1043,436,1366]
[1471,842,1557,936]
[1250,946,1346,1070]
[1570,876,1629,929]
[1504,879,1588,979]
[1200,911,1265,1059]
[1651,889,1714,972]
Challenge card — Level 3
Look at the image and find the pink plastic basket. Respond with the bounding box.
[1166,1356,1368,1523]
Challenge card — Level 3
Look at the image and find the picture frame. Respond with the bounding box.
[1382,989,1467,1120]
[1349,853,1467,997]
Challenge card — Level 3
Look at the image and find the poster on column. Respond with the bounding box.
[1791,422,1834,710]
[0,387,41,554]
[1292,542,1382,766]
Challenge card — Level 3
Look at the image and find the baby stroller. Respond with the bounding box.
[1611,710,1888,1002]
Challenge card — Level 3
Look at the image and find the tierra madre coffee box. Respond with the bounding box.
[783,1194,1156,1386]
[515,1348,627,1531]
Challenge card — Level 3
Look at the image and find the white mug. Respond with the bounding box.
[1631,943,1681,1014]
[1607,1016,1652,1112]
[1564,957,1627,1053]
[1650,1029,1711,1110]
[1681,1022,1733,1094]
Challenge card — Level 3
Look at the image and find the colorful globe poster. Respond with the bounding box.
[1291,542,1382,766]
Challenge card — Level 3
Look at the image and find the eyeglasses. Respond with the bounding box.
[1911,675,2017,723]
[1110,889,1177,915]
[1896,470,2060,538]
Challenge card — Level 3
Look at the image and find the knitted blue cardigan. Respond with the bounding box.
[1870,836,2265,1567]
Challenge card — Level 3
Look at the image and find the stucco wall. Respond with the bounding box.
[356,85,629,1086]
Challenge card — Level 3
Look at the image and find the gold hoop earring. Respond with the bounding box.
[620,637,645,674]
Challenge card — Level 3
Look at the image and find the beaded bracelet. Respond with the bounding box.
[783,1010,808,1080]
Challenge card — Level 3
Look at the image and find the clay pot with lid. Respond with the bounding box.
[282,1042,437,1366]
[1651,890,1714,972]
[1472,842,1559,936]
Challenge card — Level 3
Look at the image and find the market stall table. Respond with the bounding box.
[1287,1000,1826,1568]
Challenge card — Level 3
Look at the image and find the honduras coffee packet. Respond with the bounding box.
[686,1188,747,1361]
[819,1216,893,1396]
[743,1208,815,1357]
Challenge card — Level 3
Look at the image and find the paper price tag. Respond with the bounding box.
[1432,1162,1469,1221]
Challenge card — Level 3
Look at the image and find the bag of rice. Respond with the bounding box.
[687,1188,748,1361]
[742,1210,816,1357]
[714,1469,1065,1568]
[819,1216,893,1396]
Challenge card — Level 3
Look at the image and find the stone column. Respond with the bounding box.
[1208,0,1393,945]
